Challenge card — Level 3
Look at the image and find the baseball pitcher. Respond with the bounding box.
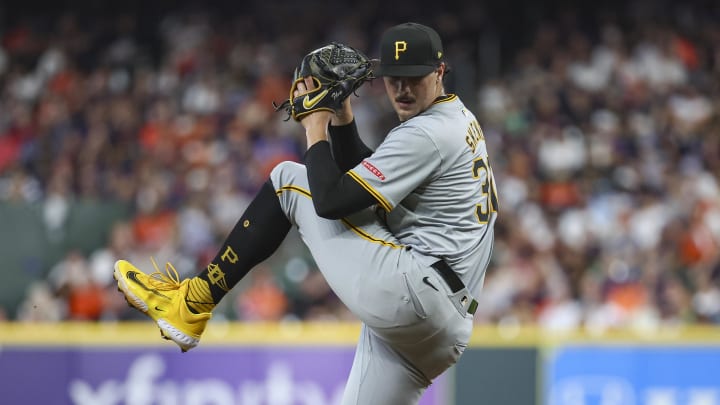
[114,22,498,404]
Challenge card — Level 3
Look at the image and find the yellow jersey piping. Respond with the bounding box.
[276,185,312,199]
[275,184,402,249]
[340,218,404,249]
[347,171,393,212]
[432,94,457,105]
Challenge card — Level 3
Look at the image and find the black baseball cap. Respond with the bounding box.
[376,22,444,77]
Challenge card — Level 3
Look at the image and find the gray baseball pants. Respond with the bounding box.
[270,161,474,405]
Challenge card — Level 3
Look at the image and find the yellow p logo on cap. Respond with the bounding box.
[394,41,407,60]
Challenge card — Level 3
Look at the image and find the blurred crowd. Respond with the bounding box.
[1,0,719,331]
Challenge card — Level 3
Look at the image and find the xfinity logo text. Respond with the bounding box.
[69,354,344,405]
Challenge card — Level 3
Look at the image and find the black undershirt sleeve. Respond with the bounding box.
[304,141,378,219]
[328,120,373,171]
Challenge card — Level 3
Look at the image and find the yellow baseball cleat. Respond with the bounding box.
[113,259,211,352]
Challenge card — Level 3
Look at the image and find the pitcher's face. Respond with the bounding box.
[383,69,443,122]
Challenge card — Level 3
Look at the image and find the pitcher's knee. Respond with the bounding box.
[269,161,308,190]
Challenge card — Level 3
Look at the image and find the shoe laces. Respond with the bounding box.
[147,257,182,290]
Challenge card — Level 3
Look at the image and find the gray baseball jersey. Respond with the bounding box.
[348,94,498,298]
[270,94,497,405]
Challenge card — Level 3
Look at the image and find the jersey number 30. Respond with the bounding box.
[472,157,499,224]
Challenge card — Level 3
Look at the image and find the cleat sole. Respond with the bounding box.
[114,263,149,313]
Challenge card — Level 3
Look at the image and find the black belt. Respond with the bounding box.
[431,260,478,315]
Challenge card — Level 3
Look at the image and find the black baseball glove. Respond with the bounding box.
[274,42,374,121]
